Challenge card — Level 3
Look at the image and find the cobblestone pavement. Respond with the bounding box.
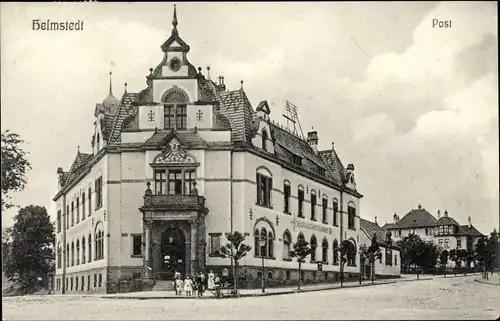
[3,275,499,320]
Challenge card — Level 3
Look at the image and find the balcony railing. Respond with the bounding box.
[143,194,206,211]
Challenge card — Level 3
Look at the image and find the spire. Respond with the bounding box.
[108,71,113,96]
[172,4,178,34]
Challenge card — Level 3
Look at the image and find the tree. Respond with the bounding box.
[290,237,311,290]
[440,250,449,277]
[475,238,488,280]
[4,206,54,293]
[396,234,438,279]
[339,240,355,287]
[220,231,252,292]
[365,234,382,283]
[486,229,499,276]
[449,249,459,276]
[1,130,32,211]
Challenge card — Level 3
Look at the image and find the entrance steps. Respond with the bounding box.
[153,280,175,292]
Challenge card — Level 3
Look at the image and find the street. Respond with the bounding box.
[2,275,499,320]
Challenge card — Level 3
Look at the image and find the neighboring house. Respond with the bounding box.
[385,204,485,267]
[53,6,365,294]
[360,218,401,279]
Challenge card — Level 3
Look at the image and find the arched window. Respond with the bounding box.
[332,199,339,226]
[82,236,86,264]
[256,167,272,208]
[332,239,339,265]
[57,242,61,269]
[310,235,317,262]
[88,233,92,263]
[254,229,260,256]
[95,223,104,260]
[322,196,328,223]
[66,244,69,267]
[268,231,274,258]
[283,180,291,214]
[76,239,80,265]
[347,203,356,230]
[71,242,75,266]
[262,129,268,152]
[283,230,292,260]
[347,239,357,266]
[322,238,328,263]
[310,190,317,221]
[297,185,305,218]
[297,232,305,243]
[260,228,268,257]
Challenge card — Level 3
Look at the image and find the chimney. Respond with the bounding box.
[57,167,64,174]
[393,213,398,223]
[468,216,471,228]
[307,131,318,153]
[437,209,441,219]
[444,210,448,217]
[418,204,422,210]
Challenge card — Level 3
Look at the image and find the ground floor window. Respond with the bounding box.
[286,271,291,281]
[94,274,97,288]
[75,277,79,291]
[87,275,91,291]
[98,273,102,287]
[81,276,84,291]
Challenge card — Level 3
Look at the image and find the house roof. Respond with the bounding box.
[360,218,398,249]
[64,151,92,186]
[458,225,484,237]
[381,223,395,229]
[108,93,139,143]
[390,207,437,229]
[434,216,461,227]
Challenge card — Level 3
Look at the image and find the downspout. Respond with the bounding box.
[62,194,67,294]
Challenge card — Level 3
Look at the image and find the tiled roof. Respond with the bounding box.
[214,110,231,130]
[390,208,437,229]
[360,218,395,248]
[434,216,460,227]
[381,223,395,229]
[101,114,115,140]
[109,93,139,143]
[458,225,484,237]
[318,149,346,185]
[218,89,254,141]
[64,152,92,186]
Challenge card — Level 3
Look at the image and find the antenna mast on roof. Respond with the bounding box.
[283,100,305,139]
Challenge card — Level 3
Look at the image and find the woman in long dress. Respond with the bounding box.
[207,270,215,290]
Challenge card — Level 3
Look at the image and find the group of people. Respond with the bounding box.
[172,270,223,297]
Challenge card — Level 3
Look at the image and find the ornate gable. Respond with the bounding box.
[152,137,198,166]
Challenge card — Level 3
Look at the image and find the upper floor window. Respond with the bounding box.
[95,223,104,260]
[457,238,462,248]
[132,234,142,256]
[175,105,187,130]
[66,244,69,267]
[444,238,449,249]
[154,170,166,195]
[82,193,86,218]
[439,226,444,235]
[283,181,291,214]
[318,167,325,176]
[292,155,302,166]
[347,205,356,230]
[398,230,402,236]
[262,130,268,152]
[71,241,75,266]
[95,176,103,210]
[57,210,61,233]
[82,236,86,264]
[298,186,304,217]
[310,191,317,221]
[87,188,92,217]
[88,233,92,263]
[71,202,74,226]
[425,228,429,235]
[66,205,69,229]
[76,197,80,223]
[333,200,339,226]
[164,106,175,129]
[57,243,61,268]
[322,197,328,223]
[256,173,272,208]
[76,239,80,265]
[169,170,183,195]
[154,168,197,195]
[444,226,449,234]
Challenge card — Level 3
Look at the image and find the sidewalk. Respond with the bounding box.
[96,276,434,300]
[474,274,499,286]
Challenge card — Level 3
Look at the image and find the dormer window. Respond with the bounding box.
[292,155,302,166]
[318,167,325,176]
[262,129,268,152]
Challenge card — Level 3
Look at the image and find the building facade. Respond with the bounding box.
[53,7,366,294]
[382,204,484,267]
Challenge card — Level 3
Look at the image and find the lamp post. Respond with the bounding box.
[260,239,266,293]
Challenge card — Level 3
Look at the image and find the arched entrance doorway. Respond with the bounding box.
[159,228,186,280]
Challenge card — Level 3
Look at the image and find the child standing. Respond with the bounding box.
[183,275,193,296]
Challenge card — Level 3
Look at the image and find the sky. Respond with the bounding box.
[1,2,498,235]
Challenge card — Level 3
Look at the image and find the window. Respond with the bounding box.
[82,236,86,264]
[283,230,291,260]
[254,230,260,256]
[444,238,449,249]
[283,182,291,213]
[255,227,274,258]
[88,188,92,217]
[332,200,338,226]
[347,205,356,230]
[457,238,462,248]
[256,173,272,207]
[298,187,304,217]
[322,198,328,223]
[385,248,393,266]
[209,234,221,255]
[76,197,80,223]
[71,242,75,266]
[286,271,291,281]
[300,271,304,281]
[168,170,183,195]
[87,275,90,291]
[82,193,86,218]
[66,205,69,229]
[321,238,328,263]
[132,235,142,256]
[310,192,317,221]
[88,233,92,263]
[292,155,302,166]
[66,244,69,267]
[57,210,61,232]
[425,228,429,235]
[183,169,196,194]
[75,277,79,291]
[76,239,80,265]
[164,106,175,129]
[312,272,317,281]
[66,278,68,291]
[318,168,326,176]
[154,170,166,195]
[439,226,444,235]
[260,229,268,257]
[398,230,402,236]
[310,235,317,262]
[332,239,339,265]
[94,274,97,288]
[347,240,356,266]
[262,129,268,152]
[71,201,74,226]
[98,274,102,287]
[268,231,274,257]
[81,276,84,291]
[395,255,398,266]
[438,239,443,247]
[97,133,100,151]
[95,176,103,210]
[175,105,187,130]
[70,277,73,291]
[95,224,104,260]
[444,226,449,234]
[57,243,61,268]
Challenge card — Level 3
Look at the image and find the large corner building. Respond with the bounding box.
[53,7,377,294]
